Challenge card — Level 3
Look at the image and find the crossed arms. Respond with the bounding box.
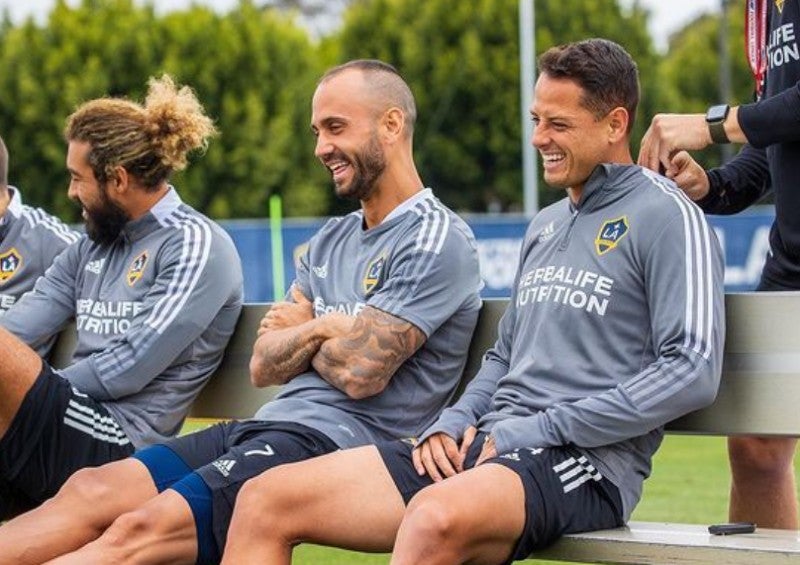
[249,286,426,400]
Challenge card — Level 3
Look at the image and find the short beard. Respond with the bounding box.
[83,185,130,245]
[337,133,386,201]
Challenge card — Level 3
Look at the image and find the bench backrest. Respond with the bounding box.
[50,293,800,435]
[668,291,800,435]
[187,300,508,419]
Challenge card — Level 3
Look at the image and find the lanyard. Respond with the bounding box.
[745,0,769,98]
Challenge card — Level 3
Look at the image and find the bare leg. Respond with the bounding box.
[47,489,198,565]
[222,445,406,565]
[391,463,525,565]
[729,436,798,529]
[0,459,157,565]
[0,327,43,438]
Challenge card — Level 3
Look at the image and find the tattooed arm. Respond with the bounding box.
[249,287,354,387]
[249,312,354,387]
[311,306,426,400]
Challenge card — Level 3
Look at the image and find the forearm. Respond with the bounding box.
[737,83,800,147]
[492,351,720,453]
[249,317,334,387]
[700,144,770,214]
[311,307,424,400]
[419,355,507,443]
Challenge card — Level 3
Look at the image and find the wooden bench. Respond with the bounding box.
[51,293,800,563]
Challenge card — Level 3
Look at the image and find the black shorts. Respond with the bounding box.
[133,420,338,565]
[378,433,624,563]
[0,364,133,518]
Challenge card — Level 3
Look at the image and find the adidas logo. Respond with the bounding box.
[553,456,602,494]
[538,221,555,243]
[312,263,328,278]
[85,259,105,274]
[212,459,236,477]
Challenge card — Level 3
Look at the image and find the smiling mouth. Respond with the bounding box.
[327,159,351,182]
[541,153,565,164]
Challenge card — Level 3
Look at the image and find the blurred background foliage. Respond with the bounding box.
[0,0,753,220]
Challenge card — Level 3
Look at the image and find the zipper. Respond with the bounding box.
[559,208,579,251]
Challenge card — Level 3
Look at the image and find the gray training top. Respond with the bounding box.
[0,187,79,316]
[0,188,244,448]
[255,189,483,449]
[423,165,725,520]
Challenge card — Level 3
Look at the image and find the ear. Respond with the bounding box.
[108,165,129,196]
[381,107,405,143]
[607,107,629,143]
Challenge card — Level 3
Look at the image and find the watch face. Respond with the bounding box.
[707,104,729,123]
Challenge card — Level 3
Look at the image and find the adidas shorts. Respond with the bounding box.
[136,420,338,563]
[0,364,134,518]
[378,432,623,563]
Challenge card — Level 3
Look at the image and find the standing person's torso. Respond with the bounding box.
[761,0,800,287]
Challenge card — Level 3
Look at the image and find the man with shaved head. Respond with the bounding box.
[219,39,725,565]
[1,59,482,565]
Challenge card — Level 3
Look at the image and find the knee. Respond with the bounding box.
[101,507,157,547]
[235,471,291,532]
[729,437,797,477]
[56,467,116,509]
[401,490,460,548]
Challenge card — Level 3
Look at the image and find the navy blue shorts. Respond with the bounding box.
[378,433,624,563]
[133,420,338,565]
[0,364,133,519]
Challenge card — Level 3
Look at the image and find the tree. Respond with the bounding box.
[0,0,164,219]
[332,0,658,213]
[157,1,328,218]
[0,0,327,220]
[658,0,753,170]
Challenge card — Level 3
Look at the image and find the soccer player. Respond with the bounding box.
[0,75,243,522]
[0,59,482,565]
[0,134,79,323]
[220,39,726,564]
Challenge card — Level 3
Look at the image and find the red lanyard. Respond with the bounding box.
[745,0,769,98]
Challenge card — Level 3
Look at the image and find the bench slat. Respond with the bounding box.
[533,522,800,564]
[188,304,275,419]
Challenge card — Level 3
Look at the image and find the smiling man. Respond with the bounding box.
[218,39,726,565]
[0,60,482,565]
[0,75,243,522]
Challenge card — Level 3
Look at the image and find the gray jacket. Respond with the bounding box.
[423,164,725,520]
[1,188,243,448]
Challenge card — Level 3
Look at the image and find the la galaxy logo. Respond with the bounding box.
[363,252,387,295]
[126,251,148,286]
[776,0,785,13]
[0,248,22,284]
[594,217,629,256]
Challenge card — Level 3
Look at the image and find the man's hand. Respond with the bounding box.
[258,286,313,335]
[412,426,477,482]
[665,151,711,201]
[475,434,498,466]
[638,113,711,174]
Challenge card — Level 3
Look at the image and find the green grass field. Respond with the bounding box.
[251,436,738,564]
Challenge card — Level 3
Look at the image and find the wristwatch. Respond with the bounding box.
[705,104,730,144]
